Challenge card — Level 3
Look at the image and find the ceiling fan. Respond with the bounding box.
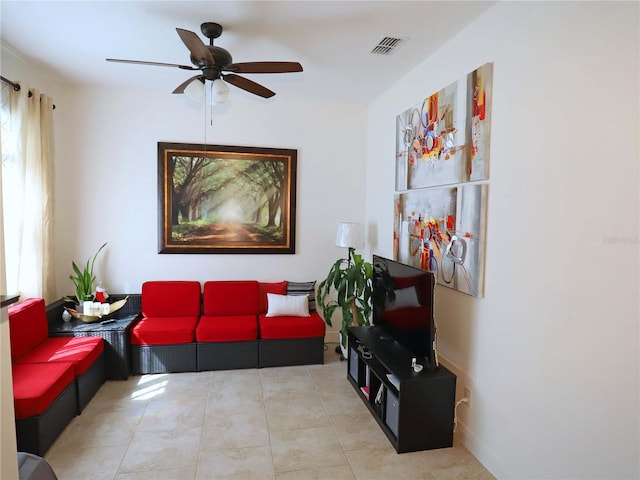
[106,22,303,99]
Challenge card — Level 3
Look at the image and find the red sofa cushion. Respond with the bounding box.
[17,337,104,376]
[258,312,326,339]
[196,315,258,342]
[141,281,201,317]
[258,281,288,313]
[130,316,199,345]
[8,298,49,361]
[203,281,259,316]
[12,362,75,419]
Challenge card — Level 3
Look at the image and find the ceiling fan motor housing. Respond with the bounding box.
[190,46,232,71]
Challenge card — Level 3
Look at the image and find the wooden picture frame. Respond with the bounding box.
[158,142,297,254]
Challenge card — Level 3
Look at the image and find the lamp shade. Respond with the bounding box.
[211,78,230,104]
[335,222,364,249]
[184,79,204,101]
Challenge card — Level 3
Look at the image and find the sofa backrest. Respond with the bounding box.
[203,281,259,316]
[258,281,288,313]
[8,298,49,361]
[141,281,201,318]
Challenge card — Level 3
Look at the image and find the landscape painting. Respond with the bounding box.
[158,142,297,254]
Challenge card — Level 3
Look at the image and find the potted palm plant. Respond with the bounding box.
[318,247,373,357]
[63,242,107,312]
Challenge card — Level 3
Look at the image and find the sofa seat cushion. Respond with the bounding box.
[8,298,49,362]
[130,316,198,345]
[12,362,75,419]
[196,315,258,342]
[203,281,259,316]
[17,337,104,376]
[258,312,326,339]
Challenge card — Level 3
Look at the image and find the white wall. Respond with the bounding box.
[367,2,639,479]
[52,85,367,298]
[0,305,18,479]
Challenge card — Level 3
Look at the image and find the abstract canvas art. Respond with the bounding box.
[395,63,492,190]
[394,185,488,297]
[393,63,492,297]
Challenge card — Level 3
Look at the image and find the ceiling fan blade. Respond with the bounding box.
[227,62,303,74]
[106,58,198,70]
[172,75,204,94]
[176,28,214,65]
[223,74,275,98]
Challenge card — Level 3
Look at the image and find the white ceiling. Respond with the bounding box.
[1,1,495,104]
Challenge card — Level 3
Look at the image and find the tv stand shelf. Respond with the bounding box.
[347,326,456,453]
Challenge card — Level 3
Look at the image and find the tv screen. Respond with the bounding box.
[372,255,436,368]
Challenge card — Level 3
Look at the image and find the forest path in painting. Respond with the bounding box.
[180,221,274,244]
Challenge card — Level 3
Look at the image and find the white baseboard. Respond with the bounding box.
[323,328,341,345]
[455,419,517,480]
[439,354,517,480]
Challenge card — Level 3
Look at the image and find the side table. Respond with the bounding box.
[49,312,140,380]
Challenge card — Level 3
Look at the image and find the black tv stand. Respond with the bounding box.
[347,326,456,453]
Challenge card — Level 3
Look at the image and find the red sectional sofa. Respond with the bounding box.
[130,280,326,374]
[197,281,260,370]
[130,281,201,374]
[8,298,105,455]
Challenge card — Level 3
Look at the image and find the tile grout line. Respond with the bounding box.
[259,368,278,479]
[194,371,215,480]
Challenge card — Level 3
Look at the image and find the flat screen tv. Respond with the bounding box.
[372,255,438,370]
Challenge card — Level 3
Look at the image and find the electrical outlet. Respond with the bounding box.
[463,387,471,406]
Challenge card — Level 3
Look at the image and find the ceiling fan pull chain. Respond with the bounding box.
[209,81,214,127]
[203,84,208,146]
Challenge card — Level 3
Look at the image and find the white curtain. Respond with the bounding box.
[1,84,55,302]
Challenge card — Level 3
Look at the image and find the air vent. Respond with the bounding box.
[371,36,407,56]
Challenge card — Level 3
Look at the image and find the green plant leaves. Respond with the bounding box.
[68,242,107,302]
[318,248,373,339]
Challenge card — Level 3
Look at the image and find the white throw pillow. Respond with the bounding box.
[386,287,420,311]
[266,293,310,317]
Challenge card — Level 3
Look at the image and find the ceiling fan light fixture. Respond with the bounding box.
[211,78,230,104]
[184,79,204,101]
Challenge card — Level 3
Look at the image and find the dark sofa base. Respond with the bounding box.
[77,352,106,413]
[131,343,197,374]
[15,381,77,456]
[197,341,259,371]
[132,337,325,374]
[259,337,325,368]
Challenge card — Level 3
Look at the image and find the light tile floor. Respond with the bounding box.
[45,348,496,480]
